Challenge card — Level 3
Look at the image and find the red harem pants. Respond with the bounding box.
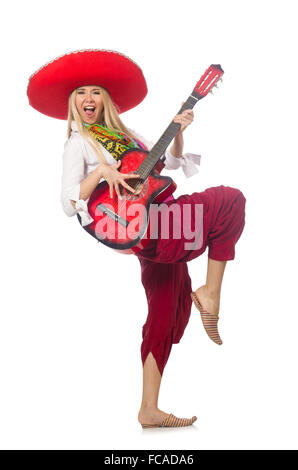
[135,185,246,377]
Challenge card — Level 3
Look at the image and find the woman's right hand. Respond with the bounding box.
[99,161,140,200]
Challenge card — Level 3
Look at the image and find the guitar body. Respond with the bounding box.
[81,148,177,254]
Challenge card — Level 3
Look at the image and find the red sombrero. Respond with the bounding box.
[27,48,148,120]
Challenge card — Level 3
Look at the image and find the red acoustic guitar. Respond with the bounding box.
[78,64,224,254]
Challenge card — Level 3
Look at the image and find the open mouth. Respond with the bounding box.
[83,106,96,117]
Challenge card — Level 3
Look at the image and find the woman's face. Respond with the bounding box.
[75,85,104,124]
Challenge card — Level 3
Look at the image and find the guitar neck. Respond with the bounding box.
[138,93,202,179]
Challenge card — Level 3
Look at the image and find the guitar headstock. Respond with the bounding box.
[193,64,224,98]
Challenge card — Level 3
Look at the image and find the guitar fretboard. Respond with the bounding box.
[137,94,202,180]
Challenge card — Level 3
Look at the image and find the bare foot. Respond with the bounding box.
[194,285,220,317]
[138,407,197,427]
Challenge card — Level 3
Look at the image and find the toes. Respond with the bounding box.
[163,414,197,427]
[200,310,223,345]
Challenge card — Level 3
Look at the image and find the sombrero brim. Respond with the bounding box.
[27,49,148,120]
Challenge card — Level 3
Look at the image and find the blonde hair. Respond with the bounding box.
[66,86,138,165]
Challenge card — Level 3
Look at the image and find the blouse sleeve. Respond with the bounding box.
[60,136,94,226]
[128,128,201,178]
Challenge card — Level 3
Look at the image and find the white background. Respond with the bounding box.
[1,0,297,450]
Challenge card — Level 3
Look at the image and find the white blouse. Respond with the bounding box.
[60,120,201,226]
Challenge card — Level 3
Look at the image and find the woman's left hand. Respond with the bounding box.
[173,102,194,133]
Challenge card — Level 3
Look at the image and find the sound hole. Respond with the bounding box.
[122,178,148,198]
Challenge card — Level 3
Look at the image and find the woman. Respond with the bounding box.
[27,49,246,429]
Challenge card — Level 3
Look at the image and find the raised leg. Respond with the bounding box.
[195,258,227,317]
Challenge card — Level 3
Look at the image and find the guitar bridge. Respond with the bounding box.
[96,203,129,227]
